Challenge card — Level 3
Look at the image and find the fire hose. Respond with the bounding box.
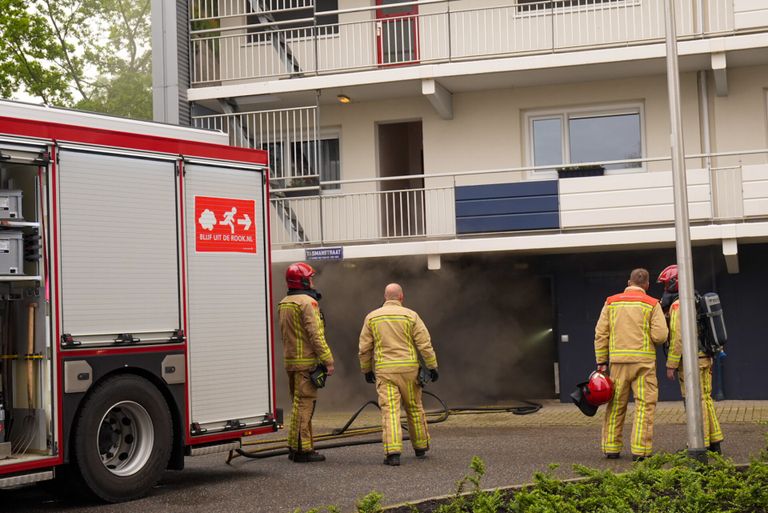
[227,392,541,463]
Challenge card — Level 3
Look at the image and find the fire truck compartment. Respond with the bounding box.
[57,149,181,347]
[0,141,54,469]
[184,162,272,435]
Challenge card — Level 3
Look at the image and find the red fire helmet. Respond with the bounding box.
[571,371,614,417]
[286,262,316,290]
[585,371,614,406]
[657,264,679,293]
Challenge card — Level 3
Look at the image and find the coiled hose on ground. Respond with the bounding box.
[227,392,542,463]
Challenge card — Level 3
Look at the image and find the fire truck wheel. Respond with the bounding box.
[72,374,172,502]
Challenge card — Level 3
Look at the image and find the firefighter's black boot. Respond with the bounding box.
[632,455,646,462]
[293,451,326,463]
[709,442,722,454]
[288,449,295,461]
[605,453,620,460]
[415,449,428,459]
[383,454,400,466]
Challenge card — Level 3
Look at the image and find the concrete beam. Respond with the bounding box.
[427,254,441,270]
[711,52,728,97]
[722,238,739,274]
[421,79,453,120]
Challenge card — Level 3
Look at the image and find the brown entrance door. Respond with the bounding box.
[377,121,425,238]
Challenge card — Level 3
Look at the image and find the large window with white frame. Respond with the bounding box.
[527,105,644,175]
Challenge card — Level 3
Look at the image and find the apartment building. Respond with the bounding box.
[152,0,768,403]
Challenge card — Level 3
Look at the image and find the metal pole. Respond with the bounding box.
[315,90,324,244]
[664,0,707,462]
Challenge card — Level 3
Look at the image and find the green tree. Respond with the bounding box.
[0,0,152,119]
[75,0,152,119]
[0,0,76,104]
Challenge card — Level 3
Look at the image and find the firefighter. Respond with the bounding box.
[278,262,335,463]
[359,283,438,466]
[658,265,724,454]
[594,268,668,461]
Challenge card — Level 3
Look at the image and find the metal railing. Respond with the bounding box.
[267,150,768,248]
[193,105,319,183]
[270,186,456,245]
[190,0,314,22]
[190,0,740,85]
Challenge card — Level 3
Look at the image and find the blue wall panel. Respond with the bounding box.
[551,244,768,402]
[455,180,558,201]
[456,196,559,217]
[457,213,560,233]
[455,181,559,234]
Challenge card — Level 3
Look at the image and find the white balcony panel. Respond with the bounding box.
[270,196,322,245]
[743,164,768,218]
[712,165,744,220]
[734,0,768,30]
[317,25,377,74]
[425,187,456,238]
[321,193,380,243]
[560,169,712,229]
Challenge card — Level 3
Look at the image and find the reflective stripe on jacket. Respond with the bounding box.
[278,293,333,371]
[594,286,668,364]
[666,299,709,369]
[359,300,437,374]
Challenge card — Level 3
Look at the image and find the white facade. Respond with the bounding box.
[154,0,768,267]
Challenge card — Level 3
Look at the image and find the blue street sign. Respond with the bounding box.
[305,247,343,261]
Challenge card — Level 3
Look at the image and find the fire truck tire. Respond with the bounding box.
[71,374,173,502]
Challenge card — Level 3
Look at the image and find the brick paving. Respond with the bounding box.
[311,399,768,432]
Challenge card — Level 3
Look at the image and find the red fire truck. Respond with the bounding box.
[0,101,278,501]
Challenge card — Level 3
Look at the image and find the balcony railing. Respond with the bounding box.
[190,0,740,86]
[268,150,768,248]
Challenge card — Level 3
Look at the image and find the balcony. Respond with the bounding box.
[187,0,765,88]
[267,150,768,261]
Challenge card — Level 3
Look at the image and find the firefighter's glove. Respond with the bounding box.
[365,371,375,384]
[429,369,439,383]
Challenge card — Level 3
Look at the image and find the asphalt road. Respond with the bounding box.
[2,422,766,513]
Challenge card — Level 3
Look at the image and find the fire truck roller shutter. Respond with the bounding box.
[183,161,272,434]
[56,149,181,346]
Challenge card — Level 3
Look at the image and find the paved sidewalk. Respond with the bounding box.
[2,401,766,513]
[310,399,768,432]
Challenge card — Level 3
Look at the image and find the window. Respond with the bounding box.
[528,106,643,173]
[518,0,622,11]
[247,0,339,41]
[291,137,340,191]
[270,136,340,194]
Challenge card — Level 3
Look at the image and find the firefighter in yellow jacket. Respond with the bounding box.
[359,283,438,466]
[594,268,668,461]
[278,262,334,463]
[659,265,724,454]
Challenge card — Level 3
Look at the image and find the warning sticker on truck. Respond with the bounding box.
[195,196,257,253]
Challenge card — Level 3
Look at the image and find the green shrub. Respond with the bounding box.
[357,491,384,513]
[298,437,768,513]
[392,451,768,513]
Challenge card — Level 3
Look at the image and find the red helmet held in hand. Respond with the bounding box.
[571,371,614,417]
[657,264,679,293]
[286,262,316,290]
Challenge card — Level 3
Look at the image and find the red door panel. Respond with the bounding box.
[376,0,419,66]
